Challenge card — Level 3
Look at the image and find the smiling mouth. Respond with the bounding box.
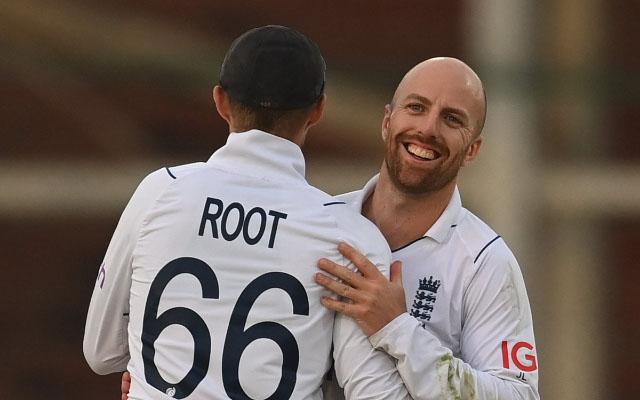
[405,143,439,161]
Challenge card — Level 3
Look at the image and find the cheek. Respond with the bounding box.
[457,127,475,145]
[438,139,464,163]
[384,122,400,145]
[449,128,473,150]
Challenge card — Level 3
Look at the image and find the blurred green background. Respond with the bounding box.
[2,1,639,399]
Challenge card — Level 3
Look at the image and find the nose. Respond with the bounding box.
[417,109,439,138]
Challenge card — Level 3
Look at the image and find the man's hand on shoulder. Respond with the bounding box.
[314,242,407,336]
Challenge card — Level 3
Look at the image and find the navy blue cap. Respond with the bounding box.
[219,25,326,110]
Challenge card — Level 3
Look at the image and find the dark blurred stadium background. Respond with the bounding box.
[2,1,639,399]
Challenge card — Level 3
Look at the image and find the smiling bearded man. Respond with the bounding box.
[381,58,485,197]
[316,58,540,400]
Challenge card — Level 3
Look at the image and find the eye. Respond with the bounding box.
[444,114,462,126]
[407,103,425,113]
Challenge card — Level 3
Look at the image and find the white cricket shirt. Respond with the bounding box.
[337,174,540,400]
[83,130,410,400]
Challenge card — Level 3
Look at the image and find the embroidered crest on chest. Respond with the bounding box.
[409,275,441,326]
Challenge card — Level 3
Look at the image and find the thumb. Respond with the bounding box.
[390,260,403,286]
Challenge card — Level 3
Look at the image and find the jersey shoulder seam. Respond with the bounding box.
[131,168,183,254]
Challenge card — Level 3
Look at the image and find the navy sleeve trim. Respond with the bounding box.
[165,167,177,179]
[474,235,502,263]
[323,201,346,206]
[123,313,129,316]
[392,236,429,253]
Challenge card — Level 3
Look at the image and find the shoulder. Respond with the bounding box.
[162,162,207,180]
[335,189,361,204]
[335,189,366,211]
[323,202,391,267]
[139,162,205,186]
[323,202,384,242]
[453,208,513,266]
[455,209,525,293]
[128,162,206,207]
[145,162,212,193]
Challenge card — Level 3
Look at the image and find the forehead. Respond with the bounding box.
[395,64,484,118]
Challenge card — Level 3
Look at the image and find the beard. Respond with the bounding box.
[384,135,466,195]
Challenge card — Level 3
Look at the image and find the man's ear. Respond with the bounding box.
[381,104,392,141]
[213,85,232,125]
[463,136,483,166]
[305,94,326,129]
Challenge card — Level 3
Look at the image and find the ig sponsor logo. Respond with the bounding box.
[501,341,537,372]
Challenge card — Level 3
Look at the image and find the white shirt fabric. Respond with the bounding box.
[83,130,410,400]
[335,174,540,400]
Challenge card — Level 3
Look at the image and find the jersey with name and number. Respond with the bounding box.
[334,175,539,400]
[83,130,410,400]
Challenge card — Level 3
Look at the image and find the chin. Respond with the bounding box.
[395,168,459,195]
[393,174,432,194]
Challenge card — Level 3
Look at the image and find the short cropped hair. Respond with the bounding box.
[228,97,318,136]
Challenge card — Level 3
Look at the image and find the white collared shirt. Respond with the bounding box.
[83,130,410,400]
[337,174,540,400]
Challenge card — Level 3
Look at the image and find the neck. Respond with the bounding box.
[229,126,306,147]
[362,166,456,250]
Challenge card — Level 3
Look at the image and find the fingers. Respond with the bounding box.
[338,242,384,278]
[390,260,403,287]
[317,257,363,287]
[315,271,363,302]
[121,371,131,399]
[320,295,356,317]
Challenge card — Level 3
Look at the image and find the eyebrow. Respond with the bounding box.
[404,93,431,106]
[404,93,469,123]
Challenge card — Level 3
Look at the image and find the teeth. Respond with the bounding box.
[407,144,436,160]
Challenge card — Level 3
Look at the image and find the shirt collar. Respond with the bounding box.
[355,174,463,244]
[207,129,306,183]
[427,186,462,243]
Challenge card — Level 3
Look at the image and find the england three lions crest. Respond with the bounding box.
[410,276,441,326]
